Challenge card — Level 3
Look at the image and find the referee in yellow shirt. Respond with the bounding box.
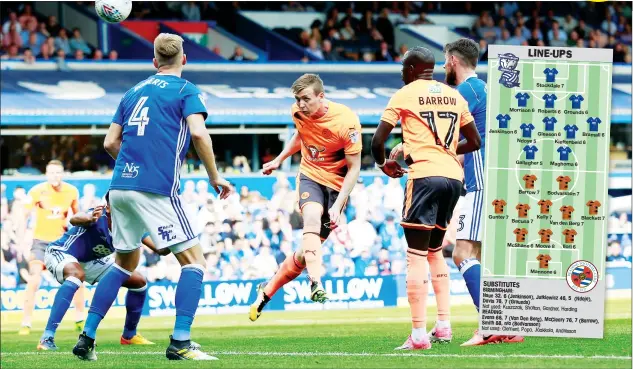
[19,160,85,335]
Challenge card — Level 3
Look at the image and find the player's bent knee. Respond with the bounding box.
[123,271,147,289]
[301,203,323,232]
[63,263,86,282]
[173,244,206,268]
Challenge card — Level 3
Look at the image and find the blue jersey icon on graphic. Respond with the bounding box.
[496,114,511,129]
[587,117,602,132]
[543,117,558,131]
[543,94,557,108]
[564,124,579,139]
[520,123,535,138]
[515,92,530,107]
[569,95,584,109]
[543,68,558,82]
[523,145,538,160]
[557,146,572,161]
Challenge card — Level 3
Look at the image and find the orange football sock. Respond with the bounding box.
[406,248,429,330]
[264,253,305,297]
[428,248,450,322]
[302,232,323,283]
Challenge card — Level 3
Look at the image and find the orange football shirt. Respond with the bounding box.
[380,79,473,181]
[26,182,79,242]
[291,101,362,191]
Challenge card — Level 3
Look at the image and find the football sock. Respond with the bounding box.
[264,252,305,297]
[42,276,81,340]
[302,232,323,283]
[436,320,451,329]
[84,264,131,339]
[406,248,429,333]
[459,258,481,311]
[427,248,450,321]
[122,285,147,340]
[411,327,428,343]
[173,264,204,341]
[73,284,86,322]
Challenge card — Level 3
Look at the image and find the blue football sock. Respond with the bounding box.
[42,277,82,340]
[122,285,147,339]
[84,265,131,339]
[172,265,204,341]
[459,258,481,312]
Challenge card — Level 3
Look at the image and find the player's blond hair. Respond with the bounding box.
[154,33,184,68]
[291,74,324,96]
[47,159,63,168]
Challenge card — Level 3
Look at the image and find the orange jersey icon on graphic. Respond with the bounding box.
[586,200,602,215]
[492,199,507,214]
[556,175,572,190]
[538,228,553,243]
[538,199,553,214]
[513,228,528,242]
[516,203,531,218]
[560,205,575,220]
[523,174,537,189]
[537,254,552,268]
[562,228,577,243]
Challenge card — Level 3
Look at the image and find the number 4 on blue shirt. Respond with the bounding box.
[496,114,511,129]
[587,117,602,132]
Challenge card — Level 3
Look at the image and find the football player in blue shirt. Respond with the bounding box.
[38,194,162,351]
[73,33,233,361]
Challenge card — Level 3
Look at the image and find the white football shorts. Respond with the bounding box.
[45,249,114,285]
[456,190,484,242]
[109,189,200,254]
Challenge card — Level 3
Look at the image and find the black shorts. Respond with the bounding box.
[401,176,463,231]
[30,239,49,264]
[297,173,341,240]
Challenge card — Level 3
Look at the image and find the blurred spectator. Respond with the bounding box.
[55,28,71,55]
[229,46,251,61]
[0,44,20,59]
[562,14,578,35]
[528,28,542,46]
[24,31,41,52]
[298,30,311,48]
[80,184,101,211]
[20,18,37,45]
[396,44,408,61]
[23,48,34,63]
[414,12,432,25]
[181,1,201,21]
[339,18,356,40]
[601,9,618,36]
[93,49,103,60]
[370,28,384,42]
[38,22,50,38]
[498,29,512,45]
[46,16,61,37]
[321,39,342,61]
[620,23,632,44]
[70,28,91,55]
[376,8,394,46]
[574,19,590,40]
[2,23,23,49]
[2,12,22,34]
[108,50,118,61]
[305,38,323,59]
[342,7,359,30]
[18,5,36,28]
[396,7,414,26]
[567,30,580,47]
[548,21,567,42]
[374,41,394,62]
[359,10,374,35]
[508,27,526,45]
[549,28,567,47]
[478,39,488,60]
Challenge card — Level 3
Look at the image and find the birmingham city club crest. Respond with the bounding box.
[498,53,520,88]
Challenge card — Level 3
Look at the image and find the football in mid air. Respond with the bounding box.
[95,0,132,23]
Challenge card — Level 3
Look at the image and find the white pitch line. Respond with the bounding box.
[0,351,631,360]
[489,167,605,174]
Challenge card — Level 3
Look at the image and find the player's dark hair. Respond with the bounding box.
[444,38,479,69]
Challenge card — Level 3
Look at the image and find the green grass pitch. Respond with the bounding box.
[1,300,630,368]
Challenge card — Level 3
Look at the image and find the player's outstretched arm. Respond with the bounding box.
[141,235,171,256]
[371,121,407,178]
[186,113,233,199]
[104,123,123,159]
[262,131,301,175]
[70,206,103,227]
[456,121,482,155]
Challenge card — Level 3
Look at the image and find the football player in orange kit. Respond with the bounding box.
[371,47,482,350]
[19,160,85,335]
[249,74,362,321]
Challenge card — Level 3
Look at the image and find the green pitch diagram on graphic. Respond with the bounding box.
[479,45,613,339]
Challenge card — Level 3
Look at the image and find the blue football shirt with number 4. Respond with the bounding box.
[109,75,208,197]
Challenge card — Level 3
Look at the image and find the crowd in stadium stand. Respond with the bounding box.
[1,2,631,63]
[0,3,118,62]
[1,174,631,288]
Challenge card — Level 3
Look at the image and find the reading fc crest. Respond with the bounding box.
[566,260,599,293]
